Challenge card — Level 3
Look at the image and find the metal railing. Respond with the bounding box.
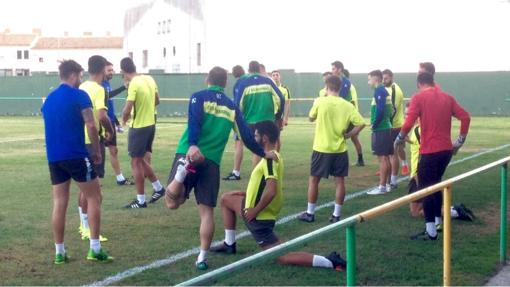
[177,155,509,286]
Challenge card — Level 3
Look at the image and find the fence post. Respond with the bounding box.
[346,225,356,287]
[501,163,508,264]
[443,185,452,286]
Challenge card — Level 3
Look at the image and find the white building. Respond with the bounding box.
[0,30,37,76]
[124,0,206,73]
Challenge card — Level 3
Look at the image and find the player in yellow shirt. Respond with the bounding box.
[383,69,409,189]
[298,75,365,223]
[318,72,332,98]
[78,55,113,242]
[212,120,348,271]
[120,57,166,209]
[270,70,291,126]
[344,69,365,167]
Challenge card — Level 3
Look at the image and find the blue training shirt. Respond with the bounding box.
[42,83,93,163]
[102,80,116,122]
[340,76,351,100]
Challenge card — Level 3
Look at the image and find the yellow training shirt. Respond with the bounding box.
[79,80,107,144]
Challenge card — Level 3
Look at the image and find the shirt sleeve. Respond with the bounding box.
[77,90,93,110]
[95,87,107,111]
[450,96,471,135]
[109,85,126,98]
[372,88,387,128]
[187,94,204,146]
[127,80,137,102]
[263,159,278,180]
[308,98,319,119]
[350,108,365,126]
[233,106,266,158]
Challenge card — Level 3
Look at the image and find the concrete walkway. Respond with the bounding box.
[486,262,510,286]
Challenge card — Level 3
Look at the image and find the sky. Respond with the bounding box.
[1,0,509,72]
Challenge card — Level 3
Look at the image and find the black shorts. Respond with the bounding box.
[48,157,97,185]
[104,128,117,147]
[390,128,404,147]
[417,150,452,190]
[86,141,106,178]
[310,151,349,178]
[372,129,394,156]
[167,154,220,207]
[128,125,155,157]
[241,201,279,248]
[408,178,423,203]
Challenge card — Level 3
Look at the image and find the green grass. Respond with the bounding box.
[0,116,508,286]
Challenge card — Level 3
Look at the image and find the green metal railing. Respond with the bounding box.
[176,155,509,286]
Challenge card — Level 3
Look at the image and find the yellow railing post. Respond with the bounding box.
[443,185,452,286]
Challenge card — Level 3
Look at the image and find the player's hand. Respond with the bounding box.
[264,150,279,162]
[283,119,288,126]
[186,145,204,163]
[452,135,466,156]
[243,208,258,222]
[92,152,102,165]
[394,133,406,150]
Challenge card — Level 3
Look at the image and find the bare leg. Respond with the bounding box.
[334,177,345,205]
[378,156,390,187]
[219,192,244,230]
[198,204,215,251]
[278,252,315,267]
[390,153,399,178]
[76,178,102,240]
[234,140,243,173]
[52,181,71,244]
[307,176,321,203]
[351,135,363,158]
[108,146,122,176]
[142,159,158,183]
[79,190,87,214]
[144,152,152,165]
[165,179,186,209]
[131,157,145,195]
[410,202,424,218]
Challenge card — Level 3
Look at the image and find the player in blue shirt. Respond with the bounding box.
[41,60,113,264]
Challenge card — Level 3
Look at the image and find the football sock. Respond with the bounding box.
[312,255,334,268]
[225,229,236,245]
[232,170,240,177]
[198,249,207,263]
[307,203,316,215]
[435,217,442,226]
[90,239,101,253]
[450,207,459,218]
[137,194,146,204]
[391,175,398,185]
[426,222,437,237]
[116,173,126,182]
[55,243,65,255]
[333,204,342,217]
[152,180,163,191]
[175,164,188,183]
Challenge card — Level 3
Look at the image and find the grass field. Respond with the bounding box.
[0,116,508,286]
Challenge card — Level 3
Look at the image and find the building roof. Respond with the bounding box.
[0,33,36,46]
[32,37,123,50]
[124,0,203,34]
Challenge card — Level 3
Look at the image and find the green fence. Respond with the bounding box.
[0,71,509,116]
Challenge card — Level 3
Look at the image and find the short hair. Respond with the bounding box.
[105,60,113,66]
[260,64,266,70]
[419,62,435,75]
[325,75,342,93]
[254,120,280,144]
[88,55,107,74]
[368,69,383,81]
[343,69,350,78]
[322,71,333,77]
[58,60,83,80]
[232,65,245,79]
[207,66,227,88]
[417,72,435,86]
[248,61,260,73]
[331,61,344,71]
[382,69,393,77]
[120,57,136,73]
[271,70,280,75]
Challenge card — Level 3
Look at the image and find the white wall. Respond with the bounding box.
[124,0,206,73]
[29,49,125,72]
[0,46,32,74]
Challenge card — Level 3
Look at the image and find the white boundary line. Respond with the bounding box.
[0,137,43,144]
[88,143,510,286]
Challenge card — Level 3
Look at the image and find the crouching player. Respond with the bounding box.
[212,121,347,272]
[164,67,277,270]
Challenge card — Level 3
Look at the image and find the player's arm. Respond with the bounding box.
[122,101,133,126]
[308,99,318,122]
[233,106,267,159]
[345,110,366,139]
[109,85,126,98]
[270,80,285,119]
[284,88,290,125]
[372,89,387,129]
[451,97,471,154]
[155,91,160,106]
[186,94,205,162]
[399,96,420,138]
[244,178,277,222]
[81,107,101,164]
[98,108,114,140]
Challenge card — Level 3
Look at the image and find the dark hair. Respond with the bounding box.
[120,57,136,73]
[248,61,260,73]
[331,61,344,71]
[271,70,280,75]
[88,55,107,74]
[208,66,227,88]
[343,69,350,78]
[417,72,435,86]
[254,120,280,144]
[106,60,113,66]
[382,69,393,77]
[325,75,342,93]
[368,69,383,81]
[419,62,435,75]
[322,71,333,77]
[232,65,245,79]
[260,64,266,70]
[59,60,83,80]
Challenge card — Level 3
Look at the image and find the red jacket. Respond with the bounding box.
[401,86,470,154]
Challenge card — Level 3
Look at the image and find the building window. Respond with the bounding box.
[17,50,22,59]
[128,52,133,60]
[197,43,201,66]
[162,21,166,34]
[16,69,30,76]
[163,47,167,58]
[24,50,29,59]
[143,50,148,68]
[173,46,176,56]
[39,57,44,63]
[157,22,161,34]
[167,19,171,33]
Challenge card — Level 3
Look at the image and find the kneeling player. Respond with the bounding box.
[212,121,347,272]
